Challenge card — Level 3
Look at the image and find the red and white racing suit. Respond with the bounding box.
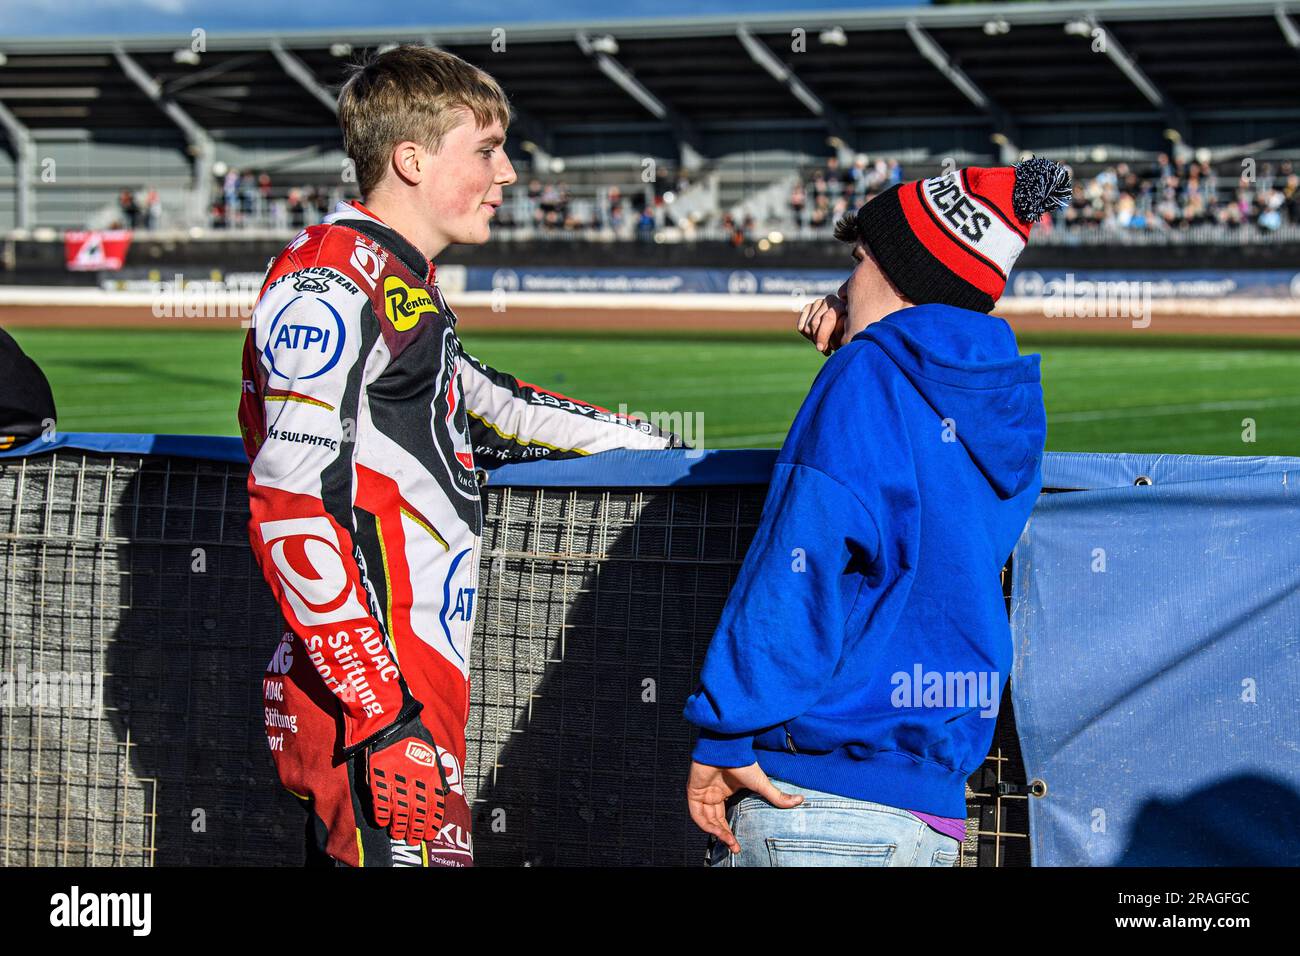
[239,200,679,867]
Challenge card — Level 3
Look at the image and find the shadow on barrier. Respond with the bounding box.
[1116,775,1300,867]
[105,457,302,865]
[468,485,726,866]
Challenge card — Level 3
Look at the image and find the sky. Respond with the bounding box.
[0,0,920,37]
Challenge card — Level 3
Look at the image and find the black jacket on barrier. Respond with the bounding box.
[0,326,56,450]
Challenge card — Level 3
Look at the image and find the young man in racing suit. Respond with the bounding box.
[238,46,681,867]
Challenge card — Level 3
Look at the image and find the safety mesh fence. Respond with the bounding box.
[0,452,1030,867]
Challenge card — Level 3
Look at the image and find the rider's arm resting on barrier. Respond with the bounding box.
[456,348,685,466]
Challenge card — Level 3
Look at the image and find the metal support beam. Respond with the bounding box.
[114,44,214,227]
[0,98,35,230]
[1086,15,1190,141]
[906,19,1019,163]
[1276,5,1300,49]
[164,52,262,96]
[269,40,339,115]
[735,25,856,162]
[575,31,704,172]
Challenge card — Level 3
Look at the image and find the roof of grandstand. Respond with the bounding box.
[1,0,1297,155]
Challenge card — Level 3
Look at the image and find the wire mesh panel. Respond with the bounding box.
[0,451,1029,866]
[467,485,759,866]
[0,453,296,865]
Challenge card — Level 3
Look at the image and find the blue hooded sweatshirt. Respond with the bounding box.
[682,302,1047,819]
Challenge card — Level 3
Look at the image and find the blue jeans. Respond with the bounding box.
[705,779,962,867]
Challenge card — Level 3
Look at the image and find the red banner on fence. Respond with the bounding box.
[64,230,133,271]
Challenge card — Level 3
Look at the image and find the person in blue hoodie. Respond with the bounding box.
[683,157,1070,866]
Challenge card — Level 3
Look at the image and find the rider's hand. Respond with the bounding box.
[365,711,451,845]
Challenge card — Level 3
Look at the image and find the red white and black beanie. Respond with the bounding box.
[844,157,1072,313]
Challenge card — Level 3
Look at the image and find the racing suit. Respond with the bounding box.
[239,200,680,867]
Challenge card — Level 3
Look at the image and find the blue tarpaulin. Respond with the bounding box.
[1011,454,1300,865]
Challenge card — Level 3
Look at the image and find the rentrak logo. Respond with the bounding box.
[383,275,438,331]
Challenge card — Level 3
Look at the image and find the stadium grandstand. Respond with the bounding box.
[0,0,1299,254]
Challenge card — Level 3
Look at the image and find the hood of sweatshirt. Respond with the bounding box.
[856,303,1046,499]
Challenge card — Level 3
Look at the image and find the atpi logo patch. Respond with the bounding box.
[383,276,437,331]
[262,295,346,381]
[438,547,475,666]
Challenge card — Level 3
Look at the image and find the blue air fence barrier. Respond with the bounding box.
[0,435,1297,866]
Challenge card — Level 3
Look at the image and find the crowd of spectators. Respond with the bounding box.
[1064,155,1300,233]
[209,168,343,230]
[106,154,1300,240]
[789,155,905,231]
[495,172,694,238]
[525,180,578,230]
[784,152,1300,237]
[112,188,161,231]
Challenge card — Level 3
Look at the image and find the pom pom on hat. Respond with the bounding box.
[1011,156,1073,224]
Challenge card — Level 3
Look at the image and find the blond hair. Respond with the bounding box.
[338,45,511,196]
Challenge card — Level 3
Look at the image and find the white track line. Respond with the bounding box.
[1049,394,1300,423]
